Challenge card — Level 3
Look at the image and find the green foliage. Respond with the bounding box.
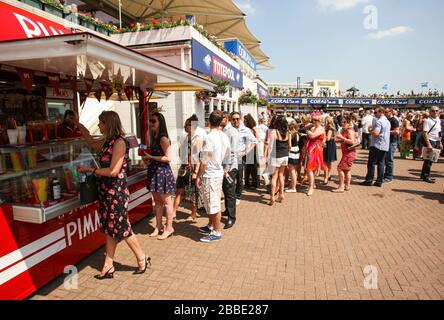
[238,90,258,105]
[211,77,230,95]
[257,98,269,107]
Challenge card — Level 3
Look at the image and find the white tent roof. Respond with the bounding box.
[80,0,273,68]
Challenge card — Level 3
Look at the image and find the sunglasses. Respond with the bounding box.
[149,119,157,124]
[431,110,439,112]
[232,118,240,121]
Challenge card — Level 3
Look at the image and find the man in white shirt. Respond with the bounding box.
[361,110,374,150]
[196,111,231,242]
[420,106,443,183]
[230,112,257,204]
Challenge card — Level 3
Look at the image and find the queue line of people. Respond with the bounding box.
[73,105,443,279]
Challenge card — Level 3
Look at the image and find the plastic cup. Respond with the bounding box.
[27,149,38,169]
[7,129,18,145]
[64,169,76,192]
[17,126,27,144]
[10,152,24,171]
[32,177,48,203]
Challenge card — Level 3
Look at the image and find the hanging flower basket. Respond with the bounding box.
[238,90,258,105]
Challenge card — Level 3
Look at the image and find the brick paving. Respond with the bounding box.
[31,149,444,300]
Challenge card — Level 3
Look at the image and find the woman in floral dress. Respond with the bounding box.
[145,112,176,240]
[77,111,149,279]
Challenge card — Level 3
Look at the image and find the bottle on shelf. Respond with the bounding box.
[50,169,61,201]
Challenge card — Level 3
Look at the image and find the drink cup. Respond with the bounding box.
[7,129,18,145]
[10,152,24,171]
[17,126,26,144]
[27,149,38,169]
[32,177,49,203]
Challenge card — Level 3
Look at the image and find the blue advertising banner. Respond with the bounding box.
[376,99,409,105]
[343,99,373,105]
[268,98,303,105]
[307,98,340,105]
[415,98,444,105]
[257,84,269,99]
[224,40,257,71]
[191,39,243,88]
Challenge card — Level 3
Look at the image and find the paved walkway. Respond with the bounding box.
[32,150,444,300]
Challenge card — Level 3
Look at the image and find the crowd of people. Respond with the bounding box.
[73,105,443,279]
[269,89,443,99]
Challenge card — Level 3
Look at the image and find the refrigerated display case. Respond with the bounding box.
[0,138,98,224]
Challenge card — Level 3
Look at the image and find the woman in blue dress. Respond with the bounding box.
[145,112,176,240]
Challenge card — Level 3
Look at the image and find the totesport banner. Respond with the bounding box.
[0,1,72,41]
[191,39,243,88]
[224,40,257,71]
[257,84,269,99]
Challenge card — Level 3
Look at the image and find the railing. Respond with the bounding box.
[18,0,113,36]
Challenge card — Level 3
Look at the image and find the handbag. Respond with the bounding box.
[178,165,191,177]
[422,148,441,163]
[79,174,99,205]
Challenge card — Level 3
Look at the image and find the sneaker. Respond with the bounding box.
[198,225,213,234]
[285,189,297,193]
[383,178,393,183]
[236,199,241,206]
[359,181,372,186]
[200,233,222,243]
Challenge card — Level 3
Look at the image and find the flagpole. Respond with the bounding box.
[119,0,122,29]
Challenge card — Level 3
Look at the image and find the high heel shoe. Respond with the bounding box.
[94,266,115,280]
[149,227,162,238]
[133,256,151,275]
[157,229,174,240]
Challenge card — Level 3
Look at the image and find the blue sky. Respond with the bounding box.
[235,0,444,94]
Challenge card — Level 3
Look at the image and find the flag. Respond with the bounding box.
[382,84,388,90]
[421,82,428,88]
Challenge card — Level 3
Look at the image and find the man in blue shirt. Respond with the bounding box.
[360,107,391,187]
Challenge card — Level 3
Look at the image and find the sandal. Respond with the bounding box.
[157,229,175,240]
[185,216,197,223]
[149,227,162,238]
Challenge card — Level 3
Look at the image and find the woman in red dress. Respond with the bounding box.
[333,116,358,193]
[304,115,325,196]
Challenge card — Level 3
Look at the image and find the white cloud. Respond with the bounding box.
[235,0,256,15]
[317,0,370,10]
[369,26,414,40]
